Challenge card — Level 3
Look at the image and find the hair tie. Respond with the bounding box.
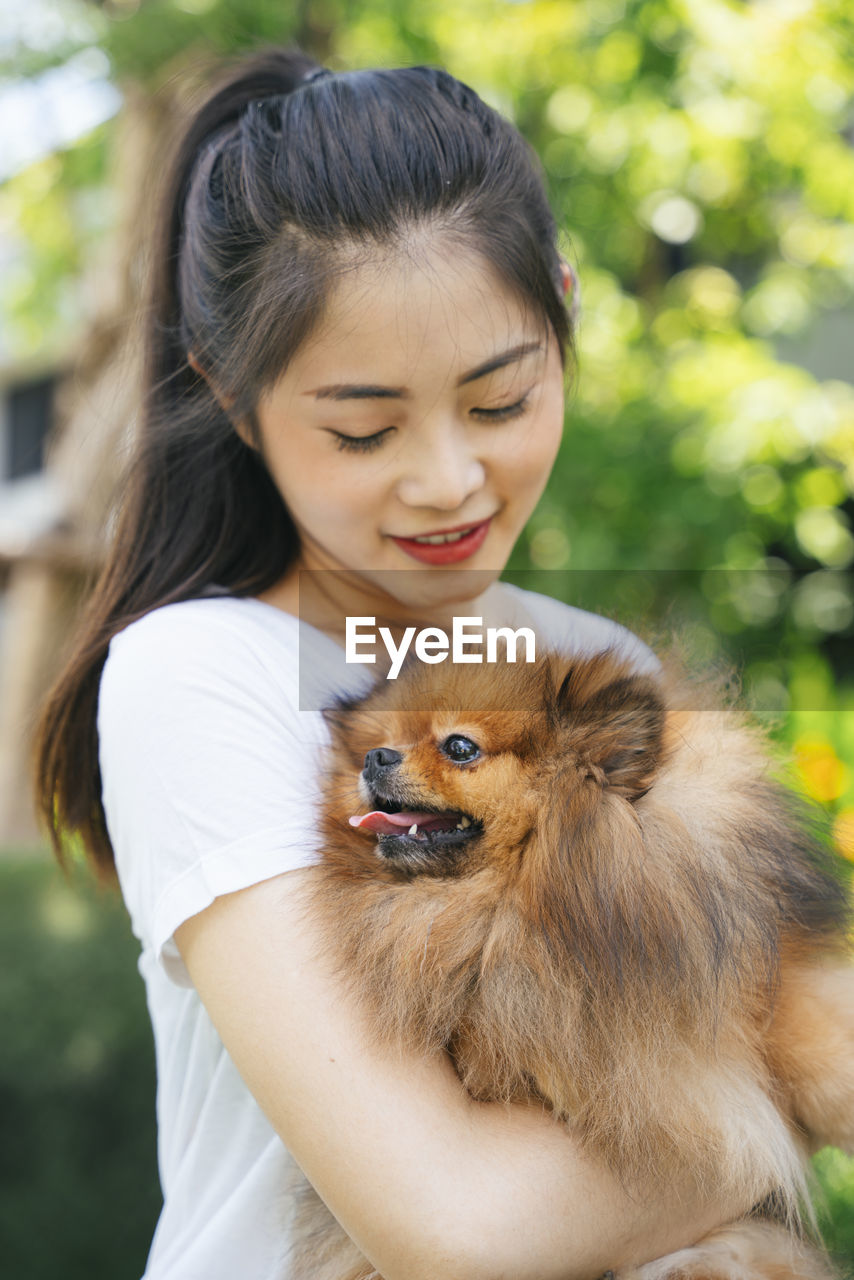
[303,66,333,84]
[560,259,581,323]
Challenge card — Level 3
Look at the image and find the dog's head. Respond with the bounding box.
[323,649,665,879]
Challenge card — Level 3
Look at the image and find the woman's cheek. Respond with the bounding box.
[523,406,564,487]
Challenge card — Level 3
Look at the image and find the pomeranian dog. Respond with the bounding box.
[289,647,854,1280]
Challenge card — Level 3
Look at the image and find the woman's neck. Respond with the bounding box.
[254,568,528,647]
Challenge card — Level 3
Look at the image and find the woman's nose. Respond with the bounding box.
[395,422,486,511]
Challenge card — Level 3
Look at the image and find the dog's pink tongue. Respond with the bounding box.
[349,810,453,835]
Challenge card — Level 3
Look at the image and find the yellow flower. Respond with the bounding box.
[795,735,849,804]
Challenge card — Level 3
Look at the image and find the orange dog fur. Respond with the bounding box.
[289,649,854,1280]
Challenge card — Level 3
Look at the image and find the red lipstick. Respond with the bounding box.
[390,518,492,565]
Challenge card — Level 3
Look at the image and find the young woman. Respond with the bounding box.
[35,48,755,1280]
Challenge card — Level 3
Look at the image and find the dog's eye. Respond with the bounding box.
[440,735,480,763]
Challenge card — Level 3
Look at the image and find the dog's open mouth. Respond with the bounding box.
[349,806,475,841]
[347,766,483,873]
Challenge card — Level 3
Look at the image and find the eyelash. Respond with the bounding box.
[332,394,532,454]
[333,428,393,454]
[470,394,531,424]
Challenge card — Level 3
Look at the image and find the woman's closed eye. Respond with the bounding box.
[469,392,531,423]
[330,393,533,454]
[332,428,394,454]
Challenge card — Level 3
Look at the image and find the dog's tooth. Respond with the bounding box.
[408,823,418,836]
[460,815,471,828]
[455,822,463,830]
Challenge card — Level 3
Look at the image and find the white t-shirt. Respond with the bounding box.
[97,584,653,1280]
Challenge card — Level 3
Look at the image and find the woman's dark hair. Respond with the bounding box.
[34,46,573,876]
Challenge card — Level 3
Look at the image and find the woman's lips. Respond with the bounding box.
[390,518,492,565]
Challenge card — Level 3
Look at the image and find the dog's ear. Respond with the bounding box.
[557,664,665,797]
[321,693,365,738]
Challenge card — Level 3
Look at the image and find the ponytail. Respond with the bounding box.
[34,46,573,876]
[33,50,319,877]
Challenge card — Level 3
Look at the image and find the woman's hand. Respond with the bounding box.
[175,867,752,1280]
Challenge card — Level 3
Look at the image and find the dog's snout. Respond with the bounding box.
[364,747,403,780]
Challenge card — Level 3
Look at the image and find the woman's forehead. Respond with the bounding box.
[285,245,547,394]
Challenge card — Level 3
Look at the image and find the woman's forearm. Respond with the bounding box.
[444,1094,747,1280]
[176,869,749,1280]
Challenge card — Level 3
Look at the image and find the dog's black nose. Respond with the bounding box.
[364,747,403,781]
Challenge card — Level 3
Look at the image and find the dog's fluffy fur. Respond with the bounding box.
[288,649,854,1280]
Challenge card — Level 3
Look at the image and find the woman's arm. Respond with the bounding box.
[176,867,750,1280]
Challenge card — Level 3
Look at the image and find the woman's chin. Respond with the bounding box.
[374,564,506,616]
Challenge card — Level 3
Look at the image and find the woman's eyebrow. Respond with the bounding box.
[305,341,543,401]
[309,383,409,402]
[457,341,542,387]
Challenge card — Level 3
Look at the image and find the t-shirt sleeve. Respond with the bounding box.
[97,606,327,987]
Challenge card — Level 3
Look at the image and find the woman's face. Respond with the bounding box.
[250,240,566,617]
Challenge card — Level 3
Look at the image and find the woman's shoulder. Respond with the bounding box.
[98,594,313,764]
[106,593,300,674]
[501,582,660,673]
[103,592,376,717]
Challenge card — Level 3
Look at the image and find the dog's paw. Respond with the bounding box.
[609,1221,835,1280]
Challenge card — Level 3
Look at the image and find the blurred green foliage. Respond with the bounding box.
[816,1146,854,1264]
[0,857,160,1279]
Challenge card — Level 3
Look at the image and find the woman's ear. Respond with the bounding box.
[187,351,256,450]
[187,350,234,406]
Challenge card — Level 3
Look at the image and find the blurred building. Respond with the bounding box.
[0,350,112,847]
[0,87,152,849]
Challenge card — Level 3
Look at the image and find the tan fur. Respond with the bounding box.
[619,1221,837,1280]
[765,962,854,1155]
[288,650,854,1280]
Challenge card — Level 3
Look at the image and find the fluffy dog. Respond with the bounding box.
[289,648,854,1280]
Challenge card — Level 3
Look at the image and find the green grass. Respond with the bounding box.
[1,853,851,1277]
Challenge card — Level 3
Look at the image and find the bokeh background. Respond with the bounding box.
[0,0,852,1275]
